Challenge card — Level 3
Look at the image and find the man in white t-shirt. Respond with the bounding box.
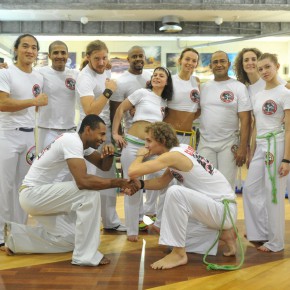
[199,51,252,188]
[37,40,79,152]
[4,114,138,266]
[75,40,125,231]
[128,122,237,270]
[0,34,48,250]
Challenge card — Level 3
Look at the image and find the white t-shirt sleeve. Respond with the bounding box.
[0,70,11,94]
[76,74,95,98]
[282,91,290,110]
[128,89,144,106]
[61,135,84,160]
[84,147,95,156]
[237,83,252,112]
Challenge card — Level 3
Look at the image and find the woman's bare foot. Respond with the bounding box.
[99,256,110,265]
[220,228,237,256]
[257,245,272,252]
[127,235,138,242]
[150,247,188,270]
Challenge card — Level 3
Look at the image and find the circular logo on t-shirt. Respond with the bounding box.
[265,152,274,166]
[65,78,76,90]
[220,91,234,103]
[170,170,184,183]
[190,89,200,103]
[32,84,41,97]
[262,100,277,115]
[26,145,36,165]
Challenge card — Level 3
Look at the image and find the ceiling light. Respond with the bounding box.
[159,15,182,33]
[80,16,88,25]
[214,17,223,25]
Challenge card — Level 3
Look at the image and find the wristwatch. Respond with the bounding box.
[103,88,113,99]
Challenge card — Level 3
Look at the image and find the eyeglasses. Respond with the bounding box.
[211,59,228,65]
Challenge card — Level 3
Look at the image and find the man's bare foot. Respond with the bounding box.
[149,224,160,235]
[99,256,110,265]
[0,243,5,252]
[257,245,272,252]
[127,235,138,242]
[150,247,188,270]
[220,228,237,256]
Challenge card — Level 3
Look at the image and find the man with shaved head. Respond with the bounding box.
[198,50,252,188]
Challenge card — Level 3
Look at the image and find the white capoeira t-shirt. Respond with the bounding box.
[253,85,290,136]
[76,65,109,125]
[38,66,79,129]
[128,88,166,123]
[169,144,235,201]
[168,74,200,113]
[199,78,252,141]
[110,70,151,131]
[0,64,43,129]
[23,133,92,186]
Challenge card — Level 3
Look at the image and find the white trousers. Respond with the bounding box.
[5,181,103,266]
[243,137,286,251]
[198,134,239,189]
[159,185,237,255]
[0,130,34,244]
[121,137,144,236]
[85,127,121,229]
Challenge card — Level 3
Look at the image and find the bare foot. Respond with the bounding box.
[127,235,138,242]
[99,256,110,265]
[148,224,160,235]
[0,243,5,252]
[257,245,272,252]
[4,246,14,256]
[220,228,237,256]
[150,247,188,270]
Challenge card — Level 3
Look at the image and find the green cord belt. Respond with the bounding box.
[256,130,284,204]
[203,199,244,271]
[125,136,145,146]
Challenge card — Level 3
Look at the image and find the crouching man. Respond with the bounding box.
[128,122,237,270]
[4,114,138,266]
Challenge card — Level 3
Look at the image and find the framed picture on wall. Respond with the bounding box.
[66,52,76,69]
[143,46,161,69]
[110,52,130,79]
[36,52,48,67]
[166,53,179,75]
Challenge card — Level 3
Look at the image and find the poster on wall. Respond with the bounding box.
[166,53,179,75]
[36,52,48,67]
[66,52,76,69]
[110,52,130,79]
[143,46,161,70]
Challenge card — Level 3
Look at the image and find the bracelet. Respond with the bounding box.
[282,159,290,163]
[103,88,113,99]
[139,179,145,189]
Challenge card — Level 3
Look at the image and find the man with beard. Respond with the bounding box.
[3,114,138,266]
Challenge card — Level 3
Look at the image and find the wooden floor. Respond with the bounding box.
[1,194,290,290]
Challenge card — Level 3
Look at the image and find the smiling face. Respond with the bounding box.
[49,44,69,71]
[257,57,279,82]
[87,49,109,74]
[179,50,199,75]
[151,68,168,90]
[242,50,259,75]
[14,36,38,66]
[210,51,230,81]
[85,122,107,150]
[128,47,145,74]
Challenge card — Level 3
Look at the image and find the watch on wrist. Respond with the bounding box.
[103,88,113,99]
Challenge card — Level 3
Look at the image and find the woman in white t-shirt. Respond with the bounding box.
[242,53,290,252]
[164,48,201,147]
[112,67,173,242]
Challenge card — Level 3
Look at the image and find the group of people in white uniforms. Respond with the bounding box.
[4,114,139,266]
[0,34,48,249]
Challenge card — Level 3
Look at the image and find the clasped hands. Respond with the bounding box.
[119,179,142,196]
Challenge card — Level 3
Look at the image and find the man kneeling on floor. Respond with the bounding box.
[128,122,237,270]
[4,114,138,266]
